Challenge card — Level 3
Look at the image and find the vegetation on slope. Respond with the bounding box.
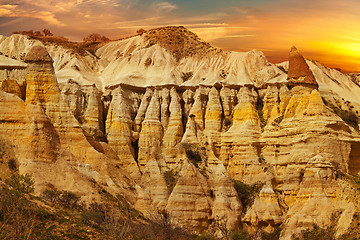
[12,29,110,56]
[143,26,218,61]
[322,97,359,130]
[233,180,263,213]
[0,173,197,240]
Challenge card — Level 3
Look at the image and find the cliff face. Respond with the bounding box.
[0,27,360,239]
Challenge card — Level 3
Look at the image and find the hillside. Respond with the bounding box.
[0,26,360,239]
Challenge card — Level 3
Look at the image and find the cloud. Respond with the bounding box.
[0,4,65,26]
[218,0,360,71]
[220,34,255,38]
[0,0,359,71]
[0,5,17,16]
[153,2,177,12]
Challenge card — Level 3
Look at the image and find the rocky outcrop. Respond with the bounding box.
[204,87,222,157]
[280,155,340,239]
[162,88,184,166]
[220,87,264,184]
[60,81,105,141]
[287,46,318,88]
[243,183,283,232]
[209,163,242,229]
[0,90,100,201]
[105,86,141,180]
[1,31,360,239]
[20,46,137,202]
[138,90,164,173]
[166,160,212,232]
[135,158,169,215]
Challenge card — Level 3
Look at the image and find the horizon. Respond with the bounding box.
[0,0,359,72]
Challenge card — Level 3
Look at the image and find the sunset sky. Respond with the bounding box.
[0,0,360,72]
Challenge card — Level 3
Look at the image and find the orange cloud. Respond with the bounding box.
[0,0,359,71]
[197,0,360,72]
[0,4,65,26]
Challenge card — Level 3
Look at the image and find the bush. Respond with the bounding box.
[256,98,266,130]
[83,33,109,42]
[223,117,233,131]
[164,169,178,193]
[0,174,38,239]
[81,203,106,228]
[7,158,17,171]
[261,226,282,240]
[353,175,360,191]
[186,148,202,167]
[272,115,284,125]
[233,180,262,212]
[322,98,359,130]
[183,143,208,178]
[42,29,53,37]
[6,173,34,198]
[181,72,193,82]
[137,28,146,36]
[183,143,207,168]
[42,189,81,210]
[295,224,333,240]
[230,229,249,240]
[224,117,232,127]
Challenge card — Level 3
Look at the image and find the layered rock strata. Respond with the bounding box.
[0,31,360,240]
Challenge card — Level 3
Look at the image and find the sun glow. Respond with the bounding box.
[1,0,360,71]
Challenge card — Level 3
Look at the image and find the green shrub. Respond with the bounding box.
[6,173,34,198]
[223,117,233,131]
[7,158,17,171]
[261,226,282,240]
[224,117,232,127]
[42,189,81,210]
[183,143,208,178]
[0,174,39,239]
[256,98,266,130]
[322,98,359,130]
[353,175,360,191]
[163,169,178,193]
[81,203,106,228]
[182,72,193,82]
[295,224,333,240]
[183,143,207,168]
[233,180,263,212]
[185,148,202,167]
[272,115,284,125]
[230,229,249,240]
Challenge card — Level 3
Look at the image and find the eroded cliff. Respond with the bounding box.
[0,27,360,239]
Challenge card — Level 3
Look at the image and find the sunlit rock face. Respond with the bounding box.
[1,29,360,239]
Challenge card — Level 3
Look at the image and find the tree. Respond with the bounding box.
[137,28,146,36]
[33,31,43,37]
[42,29,53,37]
[83,33,109,42]
[0,174,36,239]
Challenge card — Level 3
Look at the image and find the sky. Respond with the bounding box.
[0,0,360,72]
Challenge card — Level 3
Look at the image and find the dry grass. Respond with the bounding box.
[143,26,218,61]
[0,173,198,240]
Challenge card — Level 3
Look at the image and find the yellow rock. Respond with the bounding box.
[243,183,283,233]
[209,163,242,229]
[135,158,169,216]
[166,160,212,232]
[220,87,264,184]
[106,87,141,180]
[0,79,24,99]
[205,87,222,156]
[163,88,184,167]
[138,90,163,172]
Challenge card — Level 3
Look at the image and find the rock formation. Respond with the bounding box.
[287,46,318,88]
[0,28,360,239]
